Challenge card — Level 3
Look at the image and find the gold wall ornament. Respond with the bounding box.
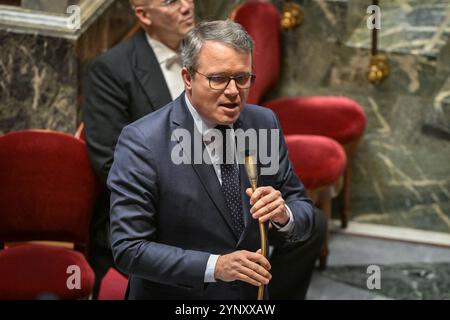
[367,0,388,84]
[367,54,390,84]
[281,0,304,30]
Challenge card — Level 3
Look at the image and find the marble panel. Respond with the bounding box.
[323,262,450,299]
[0,0,136,134]
[342,92,450,233]
[423,77,450,140]
[347,0,450,57]
[0,31,78,134]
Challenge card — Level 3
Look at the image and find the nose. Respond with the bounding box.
[224,79,240,96]
[180,0,193,12]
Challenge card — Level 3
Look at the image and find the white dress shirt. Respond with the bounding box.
[146,34,184,99]
[183,95,295,283]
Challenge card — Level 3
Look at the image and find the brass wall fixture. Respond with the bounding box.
[368,54,389,84]
[367,0,389,84]
[280,0,304,30]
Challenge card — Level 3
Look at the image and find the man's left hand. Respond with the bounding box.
[246,186,288,226]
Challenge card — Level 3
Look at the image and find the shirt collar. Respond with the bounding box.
[146,33,180,67]
[183,94,233,140]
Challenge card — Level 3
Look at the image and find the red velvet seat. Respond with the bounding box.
[232,1,367,228]
[286,135,347,189]
[97,267,128,300]
[0,245,94,300]
[0,130,100,299]
[285,135,347,268]
[265,97,366,145]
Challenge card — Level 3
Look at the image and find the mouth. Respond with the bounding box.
[219,103,239,109]
[182,16,194,25]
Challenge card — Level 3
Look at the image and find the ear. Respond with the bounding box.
[134,6,152,27]
[182,67,193,92]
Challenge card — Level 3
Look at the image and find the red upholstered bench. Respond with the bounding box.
[285,135,347,269]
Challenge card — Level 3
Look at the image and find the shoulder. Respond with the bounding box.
[88,31,146,77]
[244,104,276,117]
[124,99,175,137]
[242,104,279,128]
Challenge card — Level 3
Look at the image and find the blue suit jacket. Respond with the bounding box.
[107,94,315,299]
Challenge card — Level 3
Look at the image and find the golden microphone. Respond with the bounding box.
[244,152,266,300]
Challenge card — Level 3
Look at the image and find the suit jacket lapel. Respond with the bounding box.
[132,30,172,108]
[170,96,240,240]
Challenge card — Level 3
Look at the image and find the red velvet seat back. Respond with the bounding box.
[0,130,99,244]
[285,135,347,189]
[233,1,281,104]
[265,96,367,144]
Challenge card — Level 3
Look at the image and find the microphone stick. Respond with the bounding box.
[244,153,266,300]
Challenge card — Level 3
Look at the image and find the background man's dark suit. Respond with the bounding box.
[82,30,172,294]
[108,94,318,299]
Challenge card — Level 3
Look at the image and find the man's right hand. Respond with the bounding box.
[214,249,272,287]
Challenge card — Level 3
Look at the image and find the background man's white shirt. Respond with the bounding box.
[146,34,184,99]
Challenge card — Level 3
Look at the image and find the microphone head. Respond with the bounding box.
[244,150,258,189]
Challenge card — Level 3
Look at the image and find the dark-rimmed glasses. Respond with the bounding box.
[194,70,256,90]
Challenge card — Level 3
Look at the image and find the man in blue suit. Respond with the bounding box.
[108,20,324,299]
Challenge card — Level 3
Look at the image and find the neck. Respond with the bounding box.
[146,30,180,51]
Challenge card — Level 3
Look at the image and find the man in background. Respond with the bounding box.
[82,0,195,297]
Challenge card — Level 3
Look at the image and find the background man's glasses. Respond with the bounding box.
[195,71,256,90]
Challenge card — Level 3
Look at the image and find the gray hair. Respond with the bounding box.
[181,20,254,74]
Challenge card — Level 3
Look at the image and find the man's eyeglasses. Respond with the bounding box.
[195,71,256,90]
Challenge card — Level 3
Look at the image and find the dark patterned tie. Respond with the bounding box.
[216,125,245,237]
